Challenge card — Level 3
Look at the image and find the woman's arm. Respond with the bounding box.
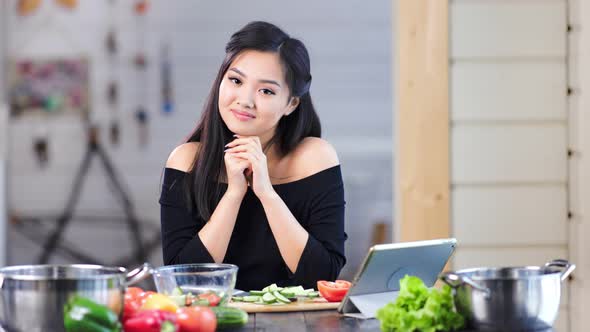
[259,192,309,273]
[224,136,346,286]
[260,138,344,281]
[197,190,244,263]
[163,142,246,264]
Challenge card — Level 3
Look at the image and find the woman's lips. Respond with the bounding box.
[231,109,255,121]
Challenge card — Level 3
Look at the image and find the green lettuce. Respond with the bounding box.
[376,275,464,332]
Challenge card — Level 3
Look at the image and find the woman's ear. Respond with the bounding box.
[285,97,300,116]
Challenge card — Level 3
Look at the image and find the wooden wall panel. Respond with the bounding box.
[451,1,566,58]
[396,0,450,241]
[451,124,567,183]
[451,62,566,121]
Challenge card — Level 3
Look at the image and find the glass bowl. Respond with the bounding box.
[152,263,238,306]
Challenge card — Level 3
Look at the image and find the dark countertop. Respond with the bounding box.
[224,311,557,332]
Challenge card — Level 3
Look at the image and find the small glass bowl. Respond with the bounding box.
[152,263,238,306]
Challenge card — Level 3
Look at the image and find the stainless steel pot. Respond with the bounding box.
[0,263,152,332]
[440,259,575,331]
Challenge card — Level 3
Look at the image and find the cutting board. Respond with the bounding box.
[228,298,340,313]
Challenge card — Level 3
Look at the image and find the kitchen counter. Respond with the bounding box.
[226,310,557,331]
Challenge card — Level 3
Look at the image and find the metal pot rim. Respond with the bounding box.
[0,264,127,281]
[453,266,562,281]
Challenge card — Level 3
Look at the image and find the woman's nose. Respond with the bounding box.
[237,90,254,108]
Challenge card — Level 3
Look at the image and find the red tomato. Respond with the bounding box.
[123,298,140,322]
[125,287,144,301]
[197,292,221,307]
[123,287,144,322]
[317,280,352,302]
[176,306,217,332]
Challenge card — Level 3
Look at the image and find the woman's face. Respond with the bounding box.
[218,50,299,139]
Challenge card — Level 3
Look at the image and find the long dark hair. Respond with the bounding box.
[184,21,321,221]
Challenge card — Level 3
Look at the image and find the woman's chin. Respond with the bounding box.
[225,123,256,136]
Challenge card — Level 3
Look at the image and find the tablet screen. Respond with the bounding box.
[347,238,456,297]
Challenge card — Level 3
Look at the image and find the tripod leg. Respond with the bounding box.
[39,145,93,264]
[96,145,146,263]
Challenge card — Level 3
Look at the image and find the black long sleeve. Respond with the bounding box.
[159,169,214,264]
[159,166,347,291]
[285,178,347,288]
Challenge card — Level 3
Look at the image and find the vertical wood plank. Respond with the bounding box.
[569,0,590,331]
[396,0,450,241]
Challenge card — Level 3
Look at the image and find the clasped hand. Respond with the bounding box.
[224,135,275,199]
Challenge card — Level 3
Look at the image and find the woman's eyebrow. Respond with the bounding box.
[229,68,281,88]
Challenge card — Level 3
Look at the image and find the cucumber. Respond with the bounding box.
[280,292,295,298]
[307,291,320,298]
[249,290,266,296]
[242,296,260,303]
[211,306,248,329]
[171,286,184,296]
[232,296,244,302]
[262,292,276,304]
[289,286,306,296]
[273,291,291,304]
[168,294,186,307]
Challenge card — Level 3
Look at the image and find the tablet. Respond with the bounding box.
[338,238,457,315]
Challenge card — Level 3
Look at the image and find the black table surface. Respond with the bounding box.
[224,311,557,332]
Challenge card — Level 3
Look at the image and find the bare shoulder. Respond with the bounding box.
[166,142,200,172]
[290,137,340,177]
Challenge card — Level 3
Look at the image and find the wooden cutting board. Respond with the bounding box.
[228,298,340,313]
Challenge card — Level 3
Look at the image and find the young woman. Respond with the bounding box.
[160,21,347,290]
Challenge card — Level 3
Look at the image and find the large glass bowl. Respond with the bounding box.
[152,263,238,306]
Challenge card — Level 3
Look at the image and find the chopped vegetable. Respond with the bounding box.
[231,283,321,305]
[140,293,179,313]
[63,296,121,332]
[176,306,217,332]
[317,280,351,302]
[376,275,465,332]
[123,309,178,332]
[210,306,249,329]
[197,292,221,307]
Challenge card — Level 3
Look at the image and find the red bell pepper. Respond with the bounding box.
[123,309,178,332]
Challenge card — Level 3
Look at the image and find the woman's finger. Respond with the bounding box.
[228,151,259,162]
[225,137,262,150]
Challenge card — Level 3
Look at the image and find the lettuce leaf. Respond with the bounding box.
[376,275,464,332]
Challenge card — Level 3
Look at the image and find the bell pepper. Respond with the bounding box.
[123,309,178,332]
[63,295,122,332]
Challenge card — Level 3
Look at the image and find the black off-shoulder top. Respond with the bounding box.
[159,165,347,290]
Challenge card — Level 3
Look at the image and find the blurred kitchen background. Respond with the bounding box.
[0,1,589,331]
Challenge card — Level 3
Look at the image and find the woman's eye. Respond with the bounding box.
[260,89,275,95]
[229,77,241,85]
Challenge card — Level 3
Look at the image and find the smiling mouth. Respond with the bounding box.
[231,109,256,121]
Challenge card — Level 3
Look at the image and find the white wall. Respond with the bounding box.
[450,0,570,331]
[3,1,393,279]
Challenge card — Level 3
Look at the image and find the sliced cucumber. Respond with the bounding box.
[262,292,276,304]
[168,295,186,307]
[249,290,266,296]
[307,291,320,298]
[280,292,295,299]
[242,295,261,303]
[232,296,244,302]
[171,286,184,296]
[289,286,306,296]
[273,291,291,304]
